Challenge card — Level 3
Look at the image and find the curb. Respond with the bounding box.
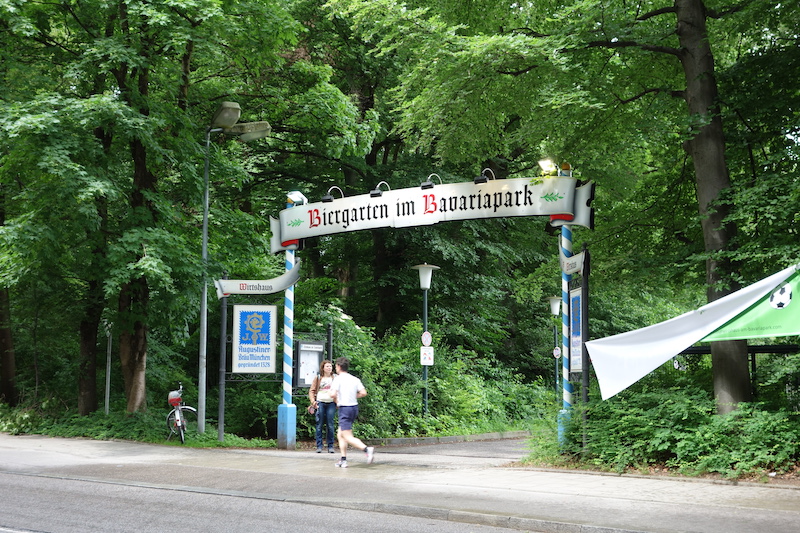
[365,430,530,447]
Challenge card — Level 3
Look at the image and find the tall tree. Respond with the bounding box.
[0,0,298,412]
[329,0,799,411]
[281,1,555,359]
[674,0,749,410]
[0,195,15,406]
[1,0,388,413]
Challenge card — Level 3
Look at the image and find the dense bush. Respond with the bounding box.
[671,404,800,478]
[294,305,547,439]
[551,370,800,479]
[0,403,42,435]
[0,302,546,443]
[571,384,717,472]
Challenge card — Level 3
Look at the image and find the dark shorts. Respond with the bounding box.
[338,405,359,431]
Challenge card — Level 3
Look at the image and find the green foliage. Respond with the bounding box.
[522,400,564,466]
[302,314,554,439]
[220,383,282,439]
[550,380,800,479]
[671,404,800,478]
[2,0,800,485]
[575,385,717,473]
[40,411,167,442]
[0,405,277,448]
[0,403,43,435]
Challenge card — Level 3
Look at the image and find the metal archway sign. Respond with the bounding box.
[270,177,594,252]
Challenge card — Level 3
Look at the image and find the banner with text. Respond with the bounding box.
[272,177,591,251]
[702,271,799,341]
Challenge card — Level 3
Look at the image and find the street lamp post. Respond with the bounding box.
[199,102,270,434]
[411,263,439,416]
[547,296,562,394]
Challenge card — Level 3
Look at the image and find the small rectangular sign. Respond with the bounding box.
[420,346,434,366]
[297,342,325,387]
[570,288,582,373]
[232,305,277,373]
[561,250,585,275]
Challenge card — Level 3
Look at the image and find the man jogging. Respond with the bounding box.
[330,356,374,468]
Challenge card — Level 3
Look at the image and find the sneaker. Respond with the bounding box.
[328,447,335,454]
[365,446,375,464]
[316,447,322,453]
[335,458,348,468]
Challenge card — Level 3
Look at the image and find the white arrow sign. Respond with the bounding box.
[560,250,585,276]
[214,260,302,299]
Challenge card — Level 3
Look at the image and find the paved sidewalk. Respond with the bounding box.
[2,432,799,532]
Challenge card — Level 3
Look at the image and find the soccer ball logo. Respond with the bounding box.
[769,283,792,309]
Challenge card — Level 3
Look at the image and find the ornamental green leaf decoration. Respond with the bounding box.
[287,219,304,227]
[541,193,564,202]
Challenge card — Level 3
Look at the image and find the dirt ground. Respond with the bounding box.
[631,463,800,487]
[508,460,800,488]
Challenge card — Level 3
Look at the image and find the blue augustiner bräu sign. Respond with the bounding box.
[270,176,594,252]
[232,305,277,373]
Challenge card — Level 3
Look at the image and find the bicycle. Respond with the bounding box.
[166,382,197,444]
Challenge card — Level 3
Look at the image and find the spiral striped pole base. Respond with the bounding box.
[558,224,573,446]
[282,244,295,406]
[277,198,298,449]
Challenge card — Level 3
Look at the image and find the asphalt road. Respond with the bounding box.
[0,473,522,533]
[2,433,800,533]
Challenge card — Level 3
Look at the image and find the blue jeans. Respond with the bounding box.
[315,401,336,449]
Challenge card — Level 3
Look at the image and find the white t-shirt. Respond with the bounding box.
[316,375,334,403]
[331,372,365,407]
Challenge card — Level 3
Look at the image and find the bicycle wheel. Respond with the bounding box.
[166,409,181,442]
[176,410,186,444]
[178,406,197,438]
[167,406,197,443]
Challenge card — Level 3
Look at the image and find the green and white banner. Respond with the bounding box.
[271,177,592,251]
[586,264,799,400]
[703,272,798,341]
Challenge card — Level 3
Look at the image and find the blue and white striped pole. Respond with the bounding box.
[558,224,573,446]
[277,192,305,449]
[282,242,295,407]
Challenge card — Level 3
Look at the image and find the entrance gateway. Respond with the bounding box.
[268,173,595,448]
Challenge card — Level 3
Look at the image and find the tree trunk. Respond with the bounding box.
[0,287,16,406]
[371,229,401,335]
[675,0,751,413]
[77,132,111,415]
[77,280,104,415]
[111,0,157,408]
[78,318,99,415]
[117,124,156,412]
[338,166,363,299]
[118,278,149,413]
[0,194,16,406]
